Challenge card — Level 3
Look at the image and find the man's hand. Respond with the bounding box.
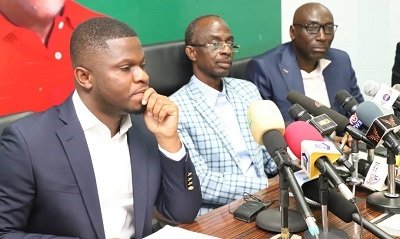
[141,88,181,152]
[332,133,352,154]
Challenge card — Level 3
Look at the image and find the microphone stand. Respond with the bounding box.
[268,169,302,239]
[367,148,400,213]
[304,175,348,239]
[366,144,375,163]
[346,140,363,193]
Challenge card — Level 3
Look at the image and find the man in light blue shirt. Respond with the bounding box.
[171,15,277,215]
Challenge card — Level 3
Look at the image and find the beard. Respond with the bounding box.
[129,103,147,115]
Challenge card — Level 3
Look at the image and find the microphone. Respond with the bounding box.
[247,100,319,236]
[288,103,355,173]
[356,101,400,154]
[334,89,365,129]
[284,121,355,203]
[287,91,349,134]
[288,103,337,136]
[363,80,400,110]
[302,180,394,239]
[287,91,375,147]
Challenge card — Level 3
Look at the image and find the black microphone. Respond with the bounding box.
[287,91,375,147]
[302,180,394,239]
[335,89,365,130]
[356,101,400,154]
[288,103,355,173]
[247,100,319,236]
[287,91,349,134]
[288,103,337,136]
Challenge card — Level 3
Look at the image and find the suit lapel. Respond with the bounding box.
[128,114,149,238]
[186,81,240,166]
[280,43,305,94]
[56,98,105,239]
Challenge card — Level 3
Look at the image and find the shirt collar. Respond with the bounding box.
[301,58,331,78]
[72,91,132,136]
[191,75,227,109]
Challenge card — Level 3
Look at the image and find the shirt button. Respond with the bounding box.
[58,21,64,29]
[54,51,62,60]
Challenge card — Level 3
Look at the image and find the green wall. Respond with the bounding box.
[76,0,281,59]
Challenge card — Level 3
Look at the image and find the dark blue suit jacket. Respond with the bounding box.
[245,42,364,122]
[0,96,201,239]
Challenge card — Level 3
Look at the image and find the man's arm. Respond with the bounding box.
[245,59,274,100]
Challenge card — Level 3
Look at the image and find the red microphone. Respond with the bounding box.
[284,121,355,202]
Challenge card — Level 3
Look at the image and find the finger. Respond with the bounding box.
[157,103,178,122]
[141,87,156,106]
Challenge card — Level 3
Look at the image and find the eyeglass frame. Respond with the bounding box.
[188,41,240,53]
[292,23,338,35]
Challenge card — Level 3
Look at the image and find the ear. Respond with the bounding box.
[74,66,93,90]
[185,46,197,62]
[289,25,295,40]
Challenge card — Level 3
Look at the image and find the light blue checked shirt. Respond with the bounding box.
[170,76,278,215]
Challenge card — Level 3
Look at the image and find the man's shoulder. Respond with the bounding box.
[250,42,289,63]
[326,47,350,60]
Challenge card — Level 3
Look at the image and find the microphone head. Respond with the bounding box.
[247,100,285,145]
[355,101,383,127]
[335,90,358,115]
[284,121,323,159]
[287,91,349,134]
[362,80,381,97]
[263,130,287,155]
[288,103,312,121]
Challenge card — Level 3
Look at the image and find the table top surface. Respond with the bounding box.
[179,175,392,239]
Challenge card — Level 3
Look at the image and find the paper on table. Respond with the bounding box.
[144,225,221,239]
[374,213,400,237]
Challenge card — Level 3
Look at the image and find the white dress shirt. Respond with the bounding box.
[302,58,332,107]
[192,76,258,177]
[72,92,185,239]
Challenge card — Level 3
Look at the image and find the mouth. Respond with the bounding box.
[312,46,328,53]
[216,60,232,69]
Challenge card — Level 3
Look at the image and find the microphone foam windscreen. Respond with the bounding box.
[247,100,285,145]
[262,130,287,154]
[284,121,324,158]
[362,80,380,97]
[355,101,384,127]
[287,91,349,133]
[288,103,312,121]
[334,90,358,113]
[301,179,356,223]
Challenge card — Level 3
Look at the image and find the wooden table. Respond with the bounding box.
[179,176,391,239]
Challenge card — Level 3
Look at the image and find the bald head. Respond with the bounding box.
[293,2,333,24]
[184,15,228,45]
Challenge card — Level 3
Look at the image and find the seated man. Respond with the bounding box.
[245,2,363,122]
[170,15,277,215]
[0,17,201,239]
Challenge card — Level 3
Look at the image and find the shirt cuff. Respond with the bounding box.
[158,143,186,161]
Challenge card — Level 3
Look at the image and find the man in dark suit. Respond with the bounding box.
[245,2,363,122]
[0,17,201,239]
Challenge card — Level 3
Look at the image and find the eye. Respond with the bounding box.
[120,65,131,72]
[140,62,146,69]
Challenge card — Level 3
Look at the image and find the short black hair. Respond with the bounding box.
[70,17,137,67]
[184,14,221,46]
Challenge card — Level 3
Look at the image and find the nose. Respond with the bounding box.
[220,43,233,55]
[316,27,327,41]
[132,66,149,83]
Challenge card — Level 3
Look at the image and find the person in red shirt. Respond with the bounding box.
[0,0,102,116]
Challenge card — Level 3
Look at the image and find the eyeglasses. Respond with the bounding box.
[293,23,338,35]
[189,41,240,53]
